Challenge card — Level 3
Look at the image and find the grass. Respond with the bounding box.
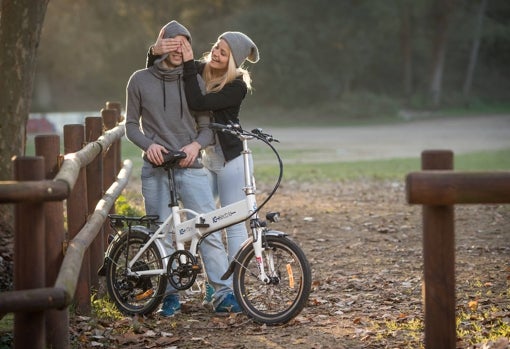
[120,140,510,184]
[25,106,509,185]
[25,133,510,192]
[252,148,510,184]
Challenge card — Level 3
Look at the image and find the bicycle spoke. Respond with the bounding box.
[233,236,311,324]
[106,231,167,315]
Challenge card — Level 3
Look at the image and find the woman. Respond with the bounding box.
[148,31,259,262]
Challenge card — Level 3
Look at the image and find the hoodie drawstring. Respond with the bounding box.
[162,75,183,118]
[178,76,183,118]
[162,78,166,111]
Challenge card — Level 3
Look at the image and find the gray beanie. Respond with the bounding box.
[219,31,259,67]
[162,20,191,41]
[157,20,191,63]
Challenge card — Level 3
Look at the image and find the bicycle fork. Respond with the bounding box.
[250,218,274,284]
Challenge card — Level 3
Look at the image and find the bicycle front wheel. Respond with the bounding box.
[233,235,312,324]
[105,230,167,316]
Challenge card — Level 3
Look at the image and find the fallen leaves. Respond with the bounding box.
[58,181,510,348]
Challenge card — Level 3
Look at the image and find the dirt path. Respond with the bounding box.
[67,110,509,348]
[2,115,509,348]
[252,114,510,163]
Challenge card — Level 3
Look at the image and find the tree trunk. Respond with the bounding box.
[462,0,488,101]
[0,0,49,230]
[429,0,455,108]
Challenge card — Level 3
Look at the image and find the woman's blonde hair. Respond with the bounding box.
[202,46,252,93]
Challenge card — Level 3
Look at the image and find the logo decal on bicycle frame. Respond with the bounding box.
[179,226,194,235]
[212,211,236,223]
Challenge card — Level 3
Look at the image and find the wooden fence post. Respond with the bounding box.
[85,117,104,291]
[35,135,69,349]
[101,108,118,247]
[13,156,46,349]
[64,124,91,314]
[421,150,455,349]
[102,107,118,175]
[106,101,124,122]
[106,101,123,173]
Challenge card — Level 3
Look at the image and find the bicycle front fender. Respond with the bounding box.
[220,230,287,281]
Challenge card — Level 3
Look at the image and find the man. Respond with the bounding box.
[125,20,240,316]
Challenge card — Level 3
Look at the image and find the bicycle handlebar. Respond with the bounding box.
[209,121,283,219]
[251,127,279,143]
[209,122,279,143]
[209,122,240,137]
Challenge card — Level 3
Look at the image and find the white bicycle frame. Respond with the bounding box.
[125,132,272,284]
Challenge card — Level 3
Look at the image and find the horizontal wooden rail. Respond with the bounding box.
[406,171,510,205]
[0,159,132,313]
[0,122,125,204]
[0,288,68,313]
[54,159,132,303]
[0,180,68,203]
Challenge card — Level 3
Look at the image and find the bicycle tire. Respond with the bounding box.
[105,230,167,315]
[233,235,312,324]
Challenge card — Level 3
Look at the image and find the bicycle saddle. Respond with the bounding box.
[143,150,187,168]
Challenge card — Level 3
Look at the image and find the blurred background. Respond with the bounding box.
[31,0,510,124]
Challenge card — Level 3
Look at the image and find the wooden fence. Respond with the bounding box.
[406,150,510,349]
[0,102,130,349]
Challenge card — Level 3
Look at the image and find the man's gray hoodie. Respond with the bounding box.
[125,59,212,168]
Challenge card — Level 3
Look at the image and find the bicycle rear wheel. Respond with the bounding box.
[233,235,312,324]
[105,230,167,315]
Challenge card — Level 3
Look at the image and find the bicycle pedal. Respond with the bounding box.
[134,289,154,301]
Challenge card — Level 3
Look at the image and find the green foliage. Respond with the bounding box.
[0,314,13,349]
[455,281,510,345]
[0,333,13,349]
[91,294,123,322]
[373,317,424,347]
[32,0,510,115]
[115,194,144,217]
[0,314,13,333]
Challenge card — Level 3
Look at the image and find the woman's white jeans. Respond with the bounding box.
[141,161,231,306]
[203,145,252,261]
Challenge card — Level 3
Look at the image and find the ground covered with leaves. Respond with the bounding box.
[61,180,509,349]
